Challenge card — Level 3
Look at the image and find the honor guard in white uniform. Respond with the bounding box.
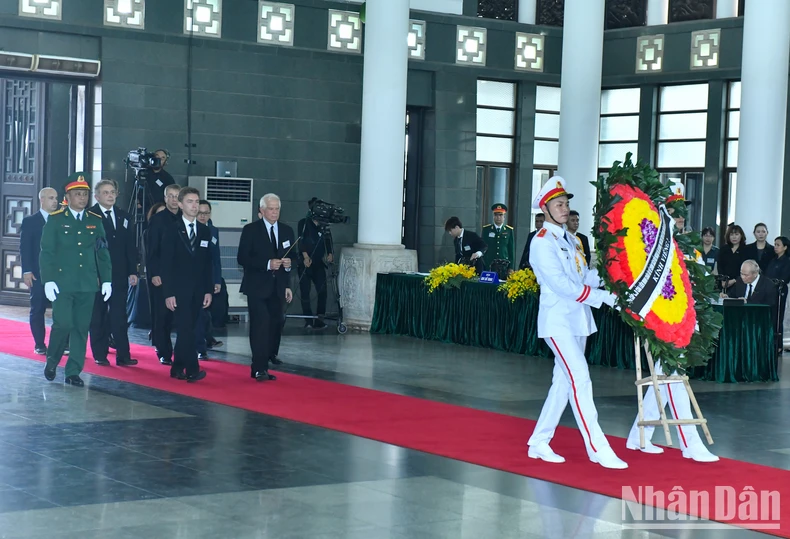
[626,183,719,463]
[526,176,628,470]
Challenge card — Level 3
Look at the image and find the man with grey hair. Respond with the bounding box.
[726,259,778,306]
[237,193,295,382]
[21,187,61,354]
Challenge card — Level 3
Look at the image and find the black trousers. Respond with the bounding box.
[172,291,203,376]
[299,264,327,317]
[247,293,283,375]
[151,284,174,360]
[89,279,132,362]
[29,279,47,349]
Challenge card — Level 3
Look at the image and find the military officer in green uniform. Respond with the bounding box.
[42,173,113,387]
[482,203,515,270]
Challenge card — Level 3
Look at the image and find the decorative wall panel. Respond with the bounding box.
[605,0,646,29]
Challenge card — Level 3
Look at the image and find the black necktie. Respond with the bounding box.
[270,224,277,252]
[105,210,114,232]
[189,223,196,250]
[747,283,753,300]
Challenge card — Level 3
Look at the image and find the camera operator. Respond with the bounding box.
[146,149,174,205]
[297,198,334,330]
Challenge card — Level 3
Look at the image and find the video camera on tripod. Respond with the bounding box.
[308,198,350,226]
[125,148,162,173]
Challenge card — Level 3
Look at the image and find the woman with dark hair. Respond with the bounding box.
[744,222,776,271]
[717,224,747,292]
[765,236,790,332]
[700,227,718,272]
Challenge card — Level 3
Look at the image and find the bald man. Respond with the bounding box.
[21,188,60,354]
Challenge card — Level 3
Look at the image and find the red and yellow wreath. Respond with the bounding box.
[593,154,722,373]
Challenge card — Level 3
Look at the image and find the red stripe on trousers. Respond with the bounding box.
[667,384,689,448]
[550,337,597,453]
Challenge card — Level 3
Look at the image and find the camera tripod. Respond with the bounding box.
[125,168,156,329]
[284,219,347,334]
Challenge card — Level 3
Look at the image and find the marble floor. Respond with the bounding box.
[0,304,786,538]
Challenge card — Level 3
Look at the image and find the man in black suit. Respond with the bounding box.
[20,187,60,354]
[89,180,139,367]
[567,210,591,266]
[444,216,487,274]
[146,183,182,365]
[237,193,295,382]
[160,187,213,382]
[519,212,545,270]
[727,260,778,307]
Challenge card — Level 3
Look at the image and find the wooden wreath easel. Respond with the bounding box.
[634,336,713,448]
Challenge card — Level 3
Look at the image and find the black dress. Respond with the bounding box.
[717,245,747,292]
[744,241,776,271]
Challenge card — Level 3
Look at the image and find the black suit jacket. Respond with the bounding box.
[237,219,296,299]
[519,230,538,269]
[743,242,776,272]
[20,211,46,280]
[160,219,213,301]
[147,208,181,279]
[455,230,487,262]
[733,276,778,307]
[90,204,137,283]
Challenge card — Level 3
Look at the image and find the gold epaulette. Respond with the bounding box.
[87,211,103,219]
[506,225,513,229]
[50,208,65,216]
[483,224,492,228]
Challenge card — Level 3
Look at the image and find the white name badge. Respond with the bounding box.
[464,245,471,251]
[282,240,291,248]
[200,240,209,248]
[488,232,495,237]
[123,218,128,229]
[156,179,163,187]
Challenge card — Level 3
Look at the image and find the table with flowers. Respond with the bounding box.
[370,272,779,383]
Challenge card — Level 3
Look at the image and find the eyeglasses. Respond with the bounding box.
[198,211,211,216]
[166,194,179,199]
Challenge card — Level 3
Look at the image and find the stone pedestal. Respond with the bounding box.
[339,244,417,329]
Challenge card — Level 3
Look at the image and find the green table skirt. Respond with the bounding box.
[371,273,778,383]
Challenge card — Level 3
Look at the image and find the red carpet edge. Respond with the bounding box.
[0,318,786,537]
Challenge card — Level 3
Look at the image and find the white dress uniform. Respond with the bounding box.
[526,177,627,469]
[626,204,719,463]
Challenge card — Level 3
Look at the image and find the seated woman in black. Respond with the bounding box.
[765,236,790,332]
[700,227,719,272]
[717,224,747,294]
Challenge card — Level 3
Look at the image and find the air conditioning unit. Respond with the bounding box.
[0,52,36,73]
[33,55,101,78]
[190,176,253,229]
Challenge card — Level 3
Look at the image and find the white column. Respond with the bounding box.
[556,0,604,235]
[357,0,409,246]
[340,0,417,329]
[518,0,537,24]
[715,0,739,18]
[646,0,668,25]
[735,0,790,235]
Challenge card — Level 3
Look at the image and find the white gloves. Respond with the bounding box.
[101,282,112,302]
[602,292,617,307]
[44,282,59,302]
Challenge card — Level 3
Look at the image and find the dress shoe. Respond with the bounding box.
[44,365,56,381]
[170,370,186,380]
[270,356,283,365]
[197,353,209,360]
[34,346,47,355]
[682,445,719,463]
[94,358,111,366]
[63,348,69,356]
[186,371,207,383]
[626,439,664,454]
[303,320,314,329]
[313,320,327,330]
[117,358,138,366]
[159,356,173,366]
[65,375,84,387]
[206,339,223,349]
[590,448,628,469]
[527,443,565,463]
[255,371,277,382]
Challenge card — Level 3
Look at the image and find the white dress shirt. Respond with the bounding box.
[68,207,84,221]
[264,220,291,272]
[40,208,49,223]
[99,204,115,229]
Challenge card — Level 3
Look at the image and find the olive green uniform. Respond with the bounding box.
[41,209,112,377]
[482,223,515,269]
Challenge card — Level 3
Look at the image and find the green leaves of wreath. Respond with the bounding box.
[593,153,723,374]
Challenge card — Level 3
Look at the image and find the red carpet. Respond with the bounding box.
[0,318,787,536]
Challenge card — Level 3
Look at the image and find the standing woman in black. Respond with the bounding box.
[744,222,776,271]
[717,224,747,294]
[700,227,719,272]
[765,236,790,335]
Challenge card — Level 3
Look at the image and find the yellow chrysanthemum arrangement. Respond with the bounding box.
[498,268,539,302]
[424,263,477,293]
